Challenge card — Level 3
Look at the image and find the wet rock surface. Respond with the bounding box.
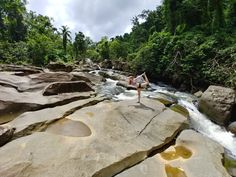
[228,122,236,135]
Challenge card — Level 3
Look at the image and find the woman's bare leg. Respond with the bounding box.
[143,73,149,84]
[140,73,149,88]
[137,88,141,103]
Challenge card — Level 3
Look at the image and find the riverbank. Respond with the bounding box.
[0,64,235,177]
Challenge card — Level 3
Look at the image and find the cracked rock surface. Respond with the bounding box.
[0,98,187,177]
[115,129,230,177]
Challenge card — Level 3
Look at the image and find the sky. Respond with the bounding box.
[26,0,162,41]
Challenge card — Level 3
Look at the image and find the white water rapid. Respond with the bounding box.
[98,76,236,157]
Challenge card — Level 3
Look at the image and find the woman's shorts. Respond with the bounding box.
[138,83,141,88]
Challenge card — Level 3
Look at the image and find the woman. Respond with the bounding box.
[128,72,149,103]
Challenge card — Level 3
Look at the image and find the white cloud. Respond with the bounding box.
[26,0,162,41]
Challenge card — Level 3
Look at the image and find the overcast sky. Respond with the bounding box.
[26,0,162,41]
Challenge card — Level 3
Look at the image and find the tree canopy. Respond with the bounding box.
[0,0,235,91]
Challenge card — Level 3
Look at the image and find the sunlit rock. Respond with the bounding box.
[0,98,187,177]
[116,130,231,177]
[199,86,236,125]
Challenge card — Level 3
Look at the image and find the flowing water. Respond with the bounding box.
[97,73,236,158]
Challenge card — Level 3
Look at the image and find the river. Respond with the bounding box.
[97,75,236,159]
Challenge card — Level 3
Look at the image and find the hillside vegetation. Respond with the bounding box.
[0,0,235,91]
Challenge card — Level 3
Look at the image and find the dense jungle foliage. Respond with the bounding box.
[0,0,236,91]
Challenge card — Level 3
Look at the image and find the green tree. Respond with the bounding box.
[73,31,86,59]
[0,0,27,41]
[228,0,236,27]
[209,0,226,30]
[60,25,71,54]
[26,12,62,65]
[97,37,110,59]
[109,39,128,59]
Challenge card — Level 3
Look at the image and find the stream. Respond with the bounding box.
[97,74,236,159]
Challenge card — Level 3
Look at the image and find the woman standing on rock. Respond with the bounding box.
[128,72,149,103]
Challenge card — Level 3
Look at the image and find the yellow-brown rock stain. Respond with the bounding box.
[160,146,192,161]
[165,164,187,177]
[86,112,94,117]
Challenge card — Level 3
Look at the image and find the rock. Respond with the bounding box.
[71,72,105,84]
[0,126,15,146]
[47,62,73,72]
[148,92,178,107]
[30,72,74,82]
[7,97,105,139]
[72,67,93,73]
[0,85,94,118]
[194,91,203,98]
[116,130,231,177]
[228,122,236,135]
[42,81,95,96]
[170,104,189,118]
[100,59,113,69]
[0,98,187,177]
[224,149,236,176]
[112,60,130,71]
[0,71,96,121]
[20,72,85,92]
[199,86,236,125]
[0,71,80,92]
[99,71,120,80]
[0,64,42,75]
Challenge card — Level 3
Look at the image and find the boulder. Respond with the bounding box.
[116,130,231,177]
[47,62,73,72]
[194,91,203,98]
[0,126,15,146]
[112,60,130,71]
[42,81,94,96]
[99,71,120,80]
[21,72,84,92]
[100,59,113,69]
[199,86,236,125]
[71,72,105,85]
[0,98,187,177]
[148,92,178,107]
[228,122,236,135]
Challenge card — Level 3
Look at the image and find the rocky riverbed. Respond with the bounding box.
[0,64,234,177]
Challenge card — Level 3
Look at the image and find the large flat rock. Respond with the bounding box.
[0,98,187,177]
[116,129,230,177]
[6,96,105,138]
[0,85,94,114]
